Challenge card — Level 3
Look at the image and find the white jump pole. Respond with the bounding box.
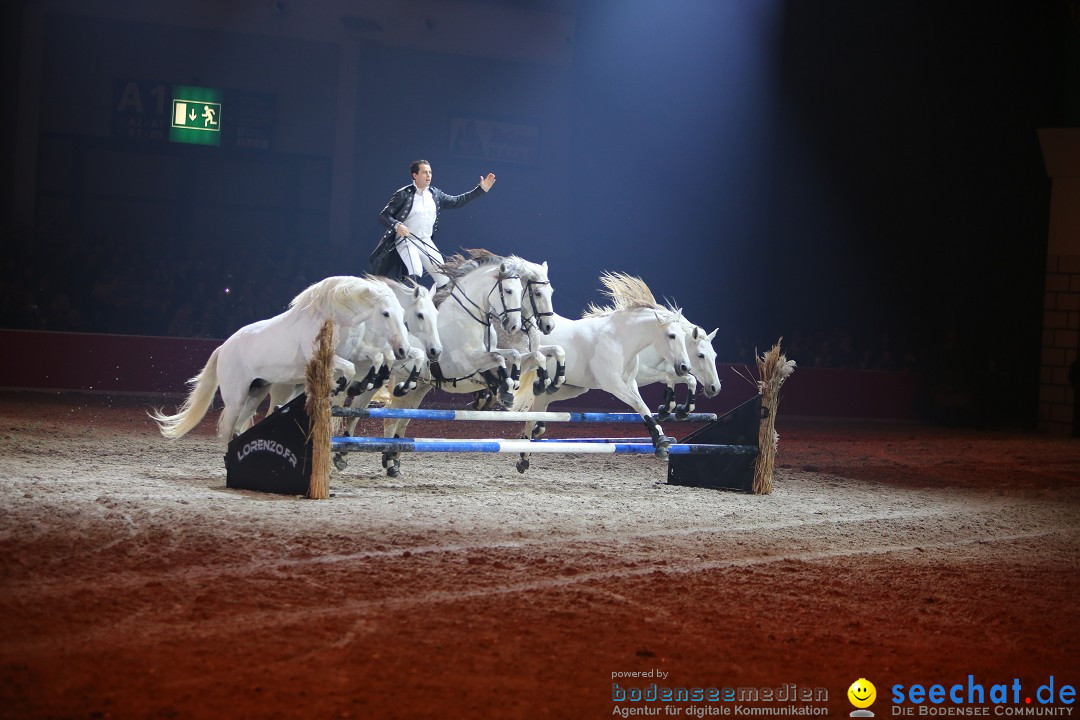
[331,407,717,423]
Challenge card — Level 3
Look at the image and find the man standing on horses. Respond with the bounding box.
[369,159,496,287]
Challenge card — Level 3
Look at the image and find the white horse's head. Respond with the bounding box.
[520,259,555,335]
[686,326,721,397]
[337,278,410,360]
[403,281,442,362]
[653,309,691,378]
[490,262,524,334]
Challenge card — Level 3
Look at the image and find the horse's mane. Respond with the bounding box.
[433,249,516,305]
[464,248,545,280]
[372,274,421,298]
[660,298,704,336]
[288,275,391,316]
[581,272,664,318]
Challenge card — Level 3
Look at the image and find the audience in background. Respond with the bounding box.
[3,224,926,372]
[1,224,350,341]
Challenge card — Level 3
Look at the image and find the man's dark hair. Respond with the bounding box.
[410,159,430,175]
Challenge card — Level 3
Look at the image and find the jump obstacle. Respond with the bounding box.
[225,391,768,496]
[326,406,754,457]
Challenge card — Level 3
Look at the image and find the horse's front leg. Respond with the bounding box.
[331,355,356,384]
[380,381,434,478]
[342,359,377,396]
[656,383,677,421]
[597,373,671,459]
[348,341,390,392]
[541,344,566,393]
[515,348,551,395]
[392,348,425,397]
[516,383,588,473]
[674,374,698,420]
[333,382,384,472]
[463,348,519,394]
[494,349,523,392]
[516,383,549,473]
[266,382,303,417]
[368,346,394,389]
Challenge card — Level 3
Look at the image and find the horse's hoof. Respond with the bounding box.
[499,391,514,407]
[533,379,546,395]
[333,454,348,472]
[393,383,409,397]
[654,437,671,459]
[656,410,671,422]
[516,458,529,474]
[674,408,689,421]
[386,465,400,478]
[531,422,547,439]
[468,389,495,410]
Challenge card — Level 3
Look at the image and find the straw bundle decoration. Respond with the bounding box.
[305,318,335,500]
[753,338,796,495]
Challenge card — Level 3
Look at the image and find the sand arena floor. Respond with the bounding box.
[0,391,1078,719]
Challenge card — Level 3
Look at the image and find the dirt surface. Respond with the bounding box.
[1,390,1078,720]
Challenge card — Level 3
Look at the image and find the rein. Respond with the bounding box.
[395,232,444,270]
[444,268,521,352]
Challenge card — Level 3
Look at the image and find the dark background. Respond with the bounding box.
[1,0,1073,426]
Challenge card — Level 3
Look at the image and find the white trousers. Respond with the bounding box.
[396,235,448,286]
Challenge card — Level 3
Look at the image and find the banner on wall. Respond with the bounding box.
[448,115,540,166]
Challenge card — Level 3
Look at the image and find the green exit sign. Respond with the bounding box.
[170,85,222,146]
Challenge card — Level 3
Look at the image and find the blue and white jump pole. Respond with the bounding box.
[331,436,757,455]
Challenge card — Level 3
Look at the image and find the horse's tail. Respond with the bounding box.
[149,348,221,439]
[511,370,537,412]
[371,384,392,406]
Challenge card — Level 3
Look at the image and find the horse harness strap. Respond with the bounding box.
[444,271,522,351]
[523,279,554,324]
[427,360,484,389]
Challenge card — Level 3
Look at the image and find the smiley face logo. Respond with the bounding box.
[848,678,877,709]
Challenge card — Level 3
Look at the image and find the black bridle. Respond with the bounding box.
[394,234,523,343]
[522,278,554,330]
[443,267,522,351]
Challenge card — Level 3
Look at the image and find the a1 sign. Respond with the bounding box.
[169,85,223,146]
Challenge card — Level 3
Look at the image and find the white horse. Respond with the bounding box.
[263,276,443,414]
[513,272,692,472]
[469,248,565,407]
[332,277,444,437]
[150,275,410,448]
[642,322,721,418]
[378,251,527,476]
[591,273,721,420]
[347,276,444,397]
